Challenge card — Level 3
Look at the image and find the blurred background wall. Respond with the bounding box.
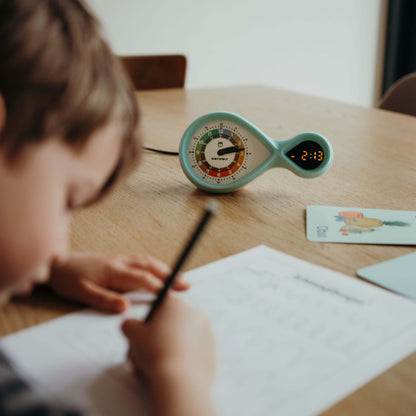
[87,0,387,107]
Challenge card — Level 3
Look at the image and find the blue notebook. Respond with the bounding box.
[357,252,416,300]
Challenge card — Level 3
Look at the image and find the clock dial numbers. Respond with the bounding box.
[194,129,245,178]
[187,120,271,185]
[285,140,325,170]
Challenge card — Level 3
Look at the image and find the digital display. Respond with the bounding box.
[285,140,325,170]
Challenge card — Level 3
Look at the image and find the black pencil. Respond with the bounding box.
[145,200,218,323]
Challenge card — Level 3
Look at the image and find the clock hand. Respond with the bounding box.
[217,146,245,156]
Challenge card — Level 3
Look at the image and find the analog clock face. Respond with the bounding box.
[186,119,271,185]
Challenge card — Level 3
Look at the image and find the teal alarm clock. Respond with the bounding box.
[179,112,333,193]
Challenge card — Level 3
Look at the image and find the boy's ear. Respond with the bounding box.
[0,94,5,135]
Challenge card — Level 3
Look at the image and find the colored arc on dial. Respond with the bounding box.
[194,128,246,178]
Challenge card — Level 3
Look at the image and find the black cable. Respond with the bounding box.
[143,146,179,156]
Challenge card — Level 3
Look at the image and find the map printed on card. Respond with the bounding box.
[307,206,416,245]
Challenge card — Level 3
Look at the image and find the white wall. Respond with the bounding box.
[87,0,386,107]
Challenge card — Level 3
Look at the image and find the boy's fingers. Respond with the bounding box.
[121,318,144,340]
[107,269,164,292]
[79,280,128,313]
[125,255,192,289]
[173,279,191,291]
[126,255,171,277]
[107,268,190,293]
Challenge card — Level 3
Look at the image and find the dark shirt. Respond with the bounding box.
[0,349,83,415]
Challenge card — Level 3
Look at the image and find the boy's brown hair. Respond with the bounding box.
[0,0,140,193]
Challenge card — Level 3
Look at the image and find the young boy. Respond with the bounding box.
[0,1,215,415]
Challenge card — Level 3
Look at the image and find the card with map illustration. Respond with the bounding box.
[307,206,416,245]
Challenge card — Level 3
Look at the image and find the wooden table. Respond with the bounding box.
[2,86,416,415]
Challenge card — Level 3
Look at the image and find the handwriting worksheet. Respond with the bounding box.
[2,245,416,416]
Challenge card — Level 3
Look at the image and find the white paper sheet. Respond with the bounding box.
[2,245,416,416]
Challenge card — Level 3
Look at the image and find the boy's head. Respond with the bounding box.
[0,0,140,302]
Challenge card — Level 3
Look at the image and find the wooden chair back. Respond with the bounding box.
[379,72,416,116]
[120,55,187,90]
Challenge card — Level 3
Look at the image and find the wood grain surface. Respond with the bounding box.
[2,86,416,415]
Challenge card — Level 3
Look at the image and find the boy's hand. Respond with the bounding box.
[122,294,216,416]
[48,253,190,313]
